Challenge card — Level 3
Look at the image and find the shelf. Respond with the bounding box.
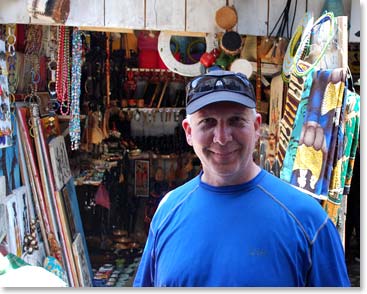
[249,62,282,77]
[121,107,184,112]
[57,114,87,121]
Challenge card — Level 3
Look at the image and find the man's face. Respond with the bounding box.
[182,101,261,186]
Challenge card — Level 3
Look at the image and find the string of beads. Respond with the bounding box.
[69,28,82,150]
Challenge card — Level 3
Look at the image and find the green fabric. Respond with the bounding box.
[340,90,360,197]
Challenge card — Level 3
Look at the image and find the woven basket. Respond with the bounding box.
[215,6,238,30]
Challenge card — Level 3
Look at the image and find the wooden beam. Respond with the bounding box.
[78,26,134,34]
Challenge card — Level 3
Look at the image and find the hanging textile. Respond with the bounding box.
[279,69,314,182]
[290,68,347,199]
[323,89,360,224]
[277,73,306,167]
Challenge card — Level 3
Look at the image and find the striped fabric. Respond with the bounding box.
[277,73,306,167]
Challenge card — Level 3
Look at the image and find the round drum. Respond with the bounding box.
[230,58,253,78]
[215,6,238,30]
[220,31,243,56]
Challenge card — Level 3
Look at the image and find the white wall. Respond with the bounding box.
[0,0,357,42]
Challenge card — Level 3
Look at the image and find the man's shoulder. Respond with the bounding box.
[259,171,328,227]
[260,171,322,205]
[153,176,199,218]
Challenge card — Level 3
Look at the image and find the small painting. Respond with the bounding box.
[61,185,77,240]
[49,135,72,191]
[5,192,23,256]
[135,160,150,197]
[72,233,93,287]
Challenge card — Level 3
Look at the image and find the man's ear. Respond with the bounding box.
[254,113,262,137]
[182,118,193,146]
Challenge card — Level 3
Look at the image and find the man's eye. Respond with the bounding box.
[229,117,246,126]
[200,118,216,126]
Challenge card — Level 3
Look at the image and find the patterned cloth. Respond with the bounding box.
[280,69,314,182]
[323,89,360,225]
[290,69,346,199]
[277,73,306,166]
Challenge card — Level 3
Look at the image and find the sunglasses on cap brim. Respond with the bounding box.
[185,73,255,107]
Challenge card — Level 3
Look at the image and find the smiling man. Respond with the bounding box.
[133,70,350,287]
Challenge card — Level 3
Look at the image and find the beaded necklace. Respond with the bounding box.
[55,25,70,115]
[69,28,82,150]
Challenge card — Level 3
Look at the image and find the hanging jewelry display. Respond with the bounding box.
[47,26,59,115]
[69,28,82,150]
[6,25,18,93]
[56,25,70,115]
[22,25,42,95]
[0,40,12,148]
[6,25,18,134]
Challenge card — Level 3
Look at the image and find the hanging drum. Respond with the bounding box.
[220,31,243,56]
[215,5,243,57]
[215,6,238,31]
[230,58,253,78]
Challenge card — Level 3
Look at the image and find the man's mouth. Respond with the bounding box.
[209,149,238,158]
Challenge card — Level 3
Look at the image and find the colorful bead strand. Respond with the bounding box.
[69,28,82,150]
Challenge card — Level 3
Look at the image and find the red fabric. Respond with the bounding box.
[139,50,158,69]
[95,183,110,209]
[157,53,168,69]
[138,31,158,51]
[15,24,26,52]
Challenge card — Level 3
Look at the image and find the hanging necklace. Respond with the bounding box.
[69,28,82,150]
[56,26,70,115]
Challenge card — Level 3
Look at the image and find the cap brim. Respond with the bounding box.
[186,91,256,114]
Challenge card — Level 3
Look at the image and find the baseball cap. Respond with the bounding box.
[185,70,256,114]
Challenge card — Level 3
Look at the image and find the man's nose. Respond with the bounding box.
[213,122,232,145]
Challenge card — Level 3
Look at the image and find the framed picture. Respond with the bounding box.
[61,185,77,240]
[62,178,93,283]
[49,135,72,191]
[5,192,23,256]
[72,233,93,287]
[0,176,7,243]
[135,160,150,197]
[13,186,30,249]
[54,190,80,286]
